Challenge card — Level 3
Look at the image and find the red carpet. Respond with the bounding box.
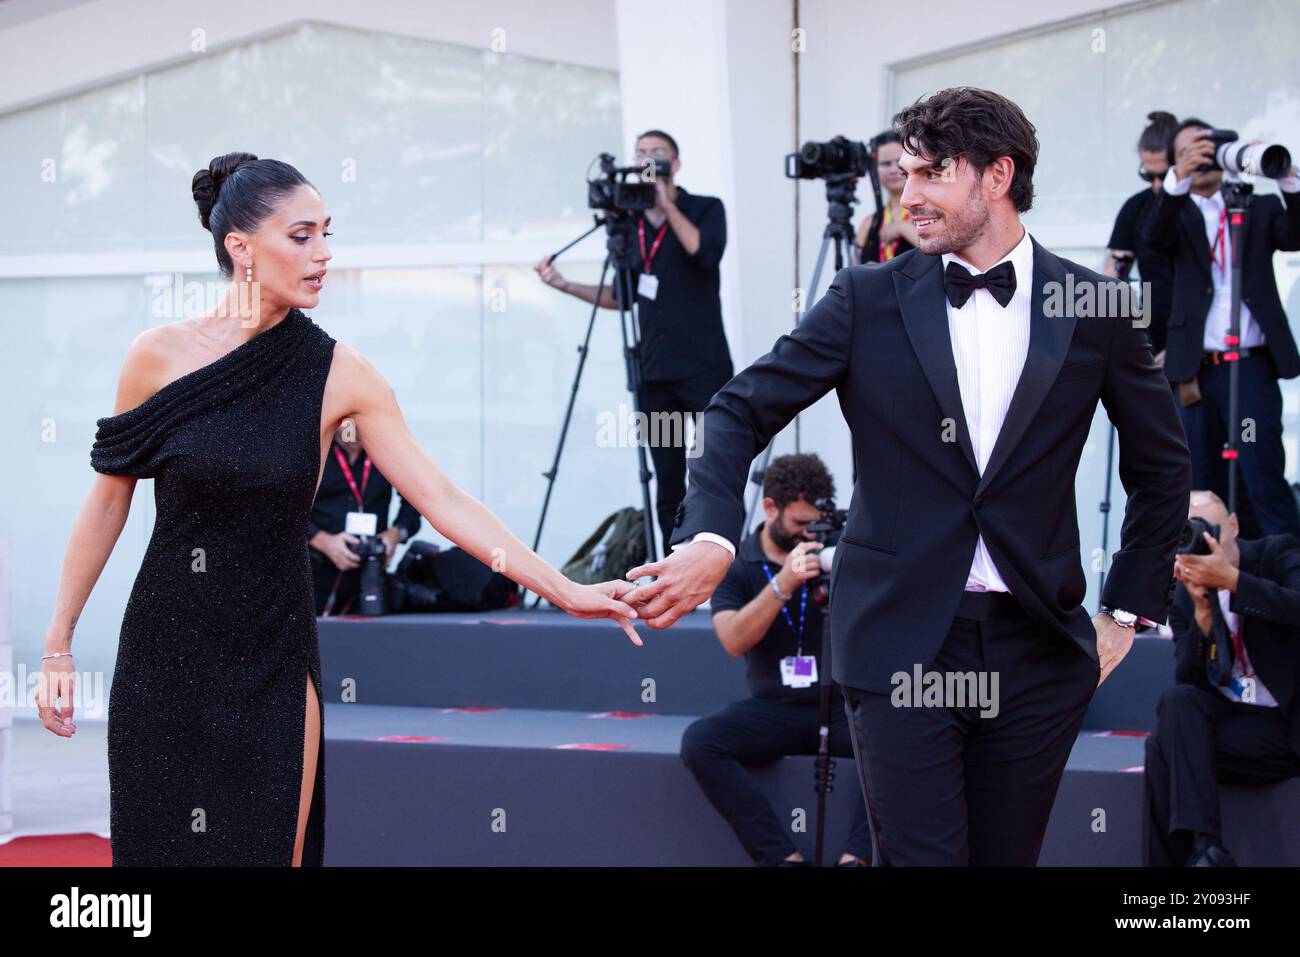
[0,833,112,867]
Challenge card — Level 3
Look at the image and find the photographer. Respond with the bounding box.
[679,453,873,867]
[535,129,734,550]
[1144,118,1300,538]
[309,425,422,615]
[1144,490,1300,866]
[1104,110,1177,358]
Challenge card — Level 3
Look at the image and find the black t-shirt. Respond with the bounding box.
[308,441,421,546]
[1108,187,1174,354]
[710,524,826,702]
[613,186,733,382]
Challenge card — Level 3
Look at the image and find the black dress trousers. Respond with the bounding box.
[840,591,1099,865]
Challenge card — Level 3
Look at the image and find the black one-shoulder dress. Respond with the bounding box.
[90,307,337,866]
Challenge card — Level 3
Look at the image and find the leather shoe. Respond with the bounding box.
[1186,837,1237,867]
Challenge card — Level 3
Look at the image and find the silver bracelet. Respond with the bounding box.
[769,578,792,602]
[43,652,74,660]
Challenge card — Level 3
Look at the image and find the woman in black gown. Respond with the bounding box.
[38,152,643,866]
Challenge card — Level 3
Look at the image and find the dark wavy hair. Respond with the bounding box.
[891,87,1039,212]
[763,453,835,510]
[191,152,314,278]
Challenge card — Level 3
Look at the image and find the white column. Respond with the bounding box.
[614,1,852,514]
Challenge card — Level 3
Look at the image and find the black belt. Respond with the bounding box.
[955,589,1025,621]
[1203,345,1267,366]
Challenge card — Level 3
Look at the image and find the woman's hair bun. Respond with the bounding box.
[191,151,259,232]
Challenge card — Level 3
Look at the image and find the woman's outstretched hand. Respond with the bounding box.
[561,579,644,646]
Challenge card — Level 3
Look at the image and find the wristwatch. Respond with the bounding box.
[397,526,409,544]
[1103,607,1138,628]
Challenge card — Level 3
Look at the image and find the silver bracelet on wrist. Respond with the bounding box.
[43,652,74,660]
[769,578,792,602]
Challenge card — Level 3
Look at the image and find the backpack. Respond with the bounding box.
[561,507,648,585]
[431,546,517,611]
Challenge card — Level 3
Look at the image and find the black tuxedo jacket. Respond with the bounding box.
[1168,535,1300,755]
[1143,186,1300,384]
[670,237,1192,693]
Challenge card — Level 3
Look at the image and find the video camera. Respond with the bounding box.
[587,153,673,214]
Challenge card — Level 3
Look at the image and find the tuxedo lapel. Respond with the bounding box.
[975,238,1077,496]
[893,253,978,476]
[1179,198,1213,281]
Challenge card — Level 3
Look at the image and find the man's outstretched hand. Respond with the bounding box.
[624,540,733,628]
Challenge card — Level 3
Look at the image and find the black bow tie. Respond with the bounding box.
[943,260,1017,309]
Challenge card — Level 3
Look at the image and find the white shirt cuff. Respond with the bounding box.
[674,532,736,558]
[1163,167,1192,196]
[1279,172,1300,194]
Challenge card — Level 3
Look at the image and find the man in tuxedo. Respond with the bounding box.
[1144,120,1300,538]
[1145,490,1300,866]
[625,87,1192,865]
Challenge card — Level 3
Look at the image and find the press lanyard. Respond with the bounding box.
[333,444,371,510]
[1210,202,1227,278]
[638,218,669,274]
[321,445,372,618]
[760,561,807,656]
[1227,612,1253,678]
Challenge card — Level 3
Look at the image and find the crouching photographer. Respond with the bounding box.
[1144,490,1300,866]
[309,425,422,616]
[679,453,873,867]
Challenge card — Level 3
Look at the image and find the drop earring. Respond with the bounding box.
[245,262,253,282]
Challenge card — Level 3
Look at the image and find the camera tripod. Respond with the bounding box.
[742,174,861,535]
[527,212,659,604]
[1096,177,1253,607]
[1220,177,1253,517]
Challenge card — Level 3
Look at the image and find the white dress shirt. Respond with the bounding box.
[676,228,1036,599]
[1216,588,1278,707]
[943,227,1035,592]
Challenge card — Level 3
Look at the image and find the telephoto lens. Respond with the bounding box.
[1204,129,1292,178]
[1216,139,1292,178]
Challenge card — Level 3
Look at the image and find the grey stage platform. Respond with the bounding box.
[315,610,1300,865]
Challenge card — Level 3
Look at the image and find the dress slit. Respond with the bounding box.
[295,668,325,866]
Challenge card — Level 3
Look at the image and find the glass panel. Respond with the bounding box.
[482,52,623,241]
[0,275,156,686]
[482,262,649,566]
[143,22,484,249]
[0,76,147,256]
